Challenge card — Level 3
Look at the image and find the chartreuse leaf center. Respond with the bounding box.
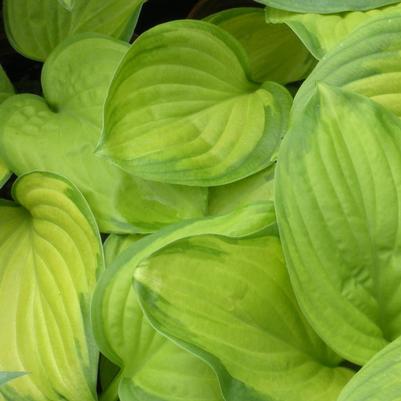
[0,172,103,401]
[134,234,353,401]
[98,20,292,187]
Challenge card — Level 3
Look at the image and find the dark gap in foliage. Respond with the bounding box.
[0,0,42,94]
[0,174,16,200]
[135,0,199,34]
[188,0,263,19]
[340,359,361,373]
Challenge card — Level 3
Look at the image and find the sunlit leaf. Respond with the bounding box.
[98,20,292,187]
[135,234,353,401]
[0,35,207,234]
[0,171,103,401]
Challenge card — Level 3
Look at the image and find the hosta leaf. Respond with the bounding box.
[99,234,223,401]
[0,66,14,189]
[135,234,353,401]
[276,84,401,364]
[0,373,26,387]
[57,0,74,10]
[4,0,144,61]
[0,35,207,234]
[257,0,400,13]
[205,8,316,83]
[207,165,275,216]
[338,336,401,401]
[0,171,103,401]
[294,12,401,117]
[92,202,275,367]
[266,3,401,59]
[98,20,292,187]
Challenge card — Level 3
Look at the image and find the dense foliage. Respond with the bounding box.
[1,1,401,400]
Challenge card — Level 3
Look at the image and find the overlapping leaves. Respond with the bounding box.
[0,34,207,234]
[98,20,292,187]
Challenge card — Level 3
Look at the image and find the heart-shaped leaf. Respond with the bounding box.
[338,336,401,401]
[266,3,401,59]
[293,12,401,116]
[134,234,354,401]
[205,8,316,83]
[4,0,144,61]
[98,234,223,401]
[98,20,292,187]
[0,35,207,234]
[0,171,103,401]
[256,0,400,13]
[276,84,401,364]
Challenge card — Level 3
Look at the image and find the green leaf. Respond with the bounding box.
[0,66,14,189]
[98,20,292,187]
[57,0,74,10]
[0,372,26,387]
[99,234,223,401]
[276,84,401,364]
[0,171,103,401]
[134,234,354,401]
[293,12,401,117]
[257,0,400,13]
[92,202,275,367]
[338,336,401,401]
[266,3,401,59]
[4,0,144,61]
[0,35,207,234]
[207,165,275,216]
[205,8,316,84]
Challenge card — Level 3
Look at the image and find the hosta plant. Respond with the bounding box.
[2,1,401,401]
